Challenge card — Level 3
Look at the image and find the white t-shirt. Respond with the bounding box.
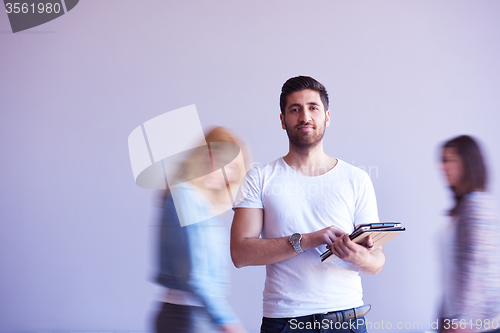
[234,157,379,318]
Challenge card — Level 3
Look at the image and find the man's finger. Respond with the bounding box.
[333,231,344,237]
[332,240,346,257]
[324,231,337,246]
[329,234,338,244]
[326,225,346,238]
[366,235,374,249]
[339,234,359,252]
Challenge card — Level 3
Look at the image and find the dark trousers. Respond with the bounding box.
[155,302,219,333]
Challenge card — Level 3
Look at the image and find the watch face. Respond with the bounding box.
[290,233,301,243]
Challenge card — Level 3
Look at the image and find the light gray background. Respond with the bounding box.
[1,1,499,332]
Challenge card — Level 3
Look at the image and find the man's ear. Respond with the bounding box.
[325,110,331,127]
[280,113,286,130]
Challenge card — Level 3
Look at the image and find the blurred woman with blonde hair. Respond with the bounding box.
[154,127,248,333]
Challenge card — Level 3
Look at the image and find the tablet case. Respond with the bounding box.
[320,222,405,263]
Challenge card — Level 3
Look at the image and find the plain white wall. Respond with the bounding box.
[1,1,499,332]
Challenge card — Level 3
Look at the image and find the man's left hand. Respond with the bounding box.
[331,234,372,265]
[330,234,384,274]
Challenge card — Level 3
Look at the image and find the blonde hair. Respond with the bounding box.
[163,127,248,209]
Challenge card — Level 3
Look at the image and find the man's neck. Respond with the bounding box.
[283,141,337,177]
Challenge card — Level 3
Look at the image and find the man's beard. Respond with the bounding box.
[284,120,326,151]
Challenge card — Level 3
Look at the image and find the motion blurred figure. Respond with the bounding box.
[154,127,248,333]
[439,135,500,333]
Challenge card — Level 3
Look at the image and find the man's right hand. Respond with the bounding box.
[301,225,345,251]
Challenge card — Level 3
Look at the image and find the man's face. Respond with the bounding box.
[280,89,330,150]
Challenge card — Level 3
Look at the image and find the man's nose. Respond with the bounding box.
[298,110,312,123]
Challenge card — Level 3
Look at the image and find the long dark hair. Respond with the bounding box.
[442,135,487,215]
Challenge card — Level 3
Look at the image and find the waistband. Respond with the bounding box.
[319,304,371,323]
[278,304,371,324]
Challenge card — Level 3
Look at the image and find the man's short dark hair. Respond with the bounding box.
[279,76,329,114]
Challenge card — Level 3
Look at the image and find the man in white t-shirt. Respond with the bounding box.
[231,76,385,333]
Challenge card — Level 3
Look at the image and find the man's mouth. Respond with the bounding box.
[297,124,314,130]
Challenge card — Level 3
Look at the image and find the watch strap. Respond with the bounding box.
[289,233,304,254]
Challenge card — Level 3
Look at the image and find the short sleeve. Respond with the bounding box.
[233,167,263,209]
[353,172,379,226]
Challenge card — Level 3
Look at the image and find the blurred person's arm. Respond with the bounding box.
[172,184,244,331]
[454,192,499,321]
[184,221,244,330]
[220,323,247,333]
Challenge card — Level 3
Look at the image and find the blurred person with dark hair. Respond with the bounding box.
[439,135,500,333]
[232,76,384,332]
[154,127,248,333]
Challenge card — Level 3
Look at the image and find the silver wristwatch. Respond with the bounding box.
[289,233,304,254]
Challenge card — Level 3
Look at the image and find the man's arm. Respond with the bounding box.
[331,234,385,275]
[230,207,343,268]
